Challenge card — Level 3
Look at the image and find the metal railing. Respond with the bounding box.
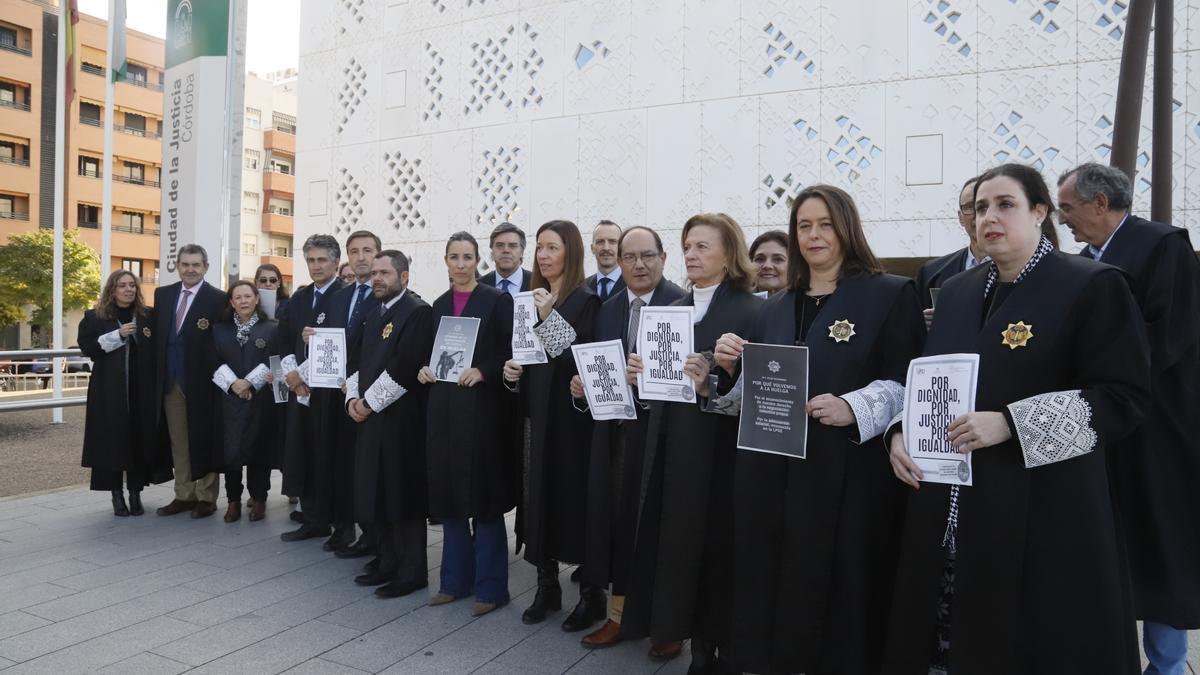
[81,62,104,76]
[113,174,160,188]
[120,76,163,92]
[115,124,160,140]
[0,211,30,221]
[80,116,101,127]
[0,349,90,413]
[0,154,30,167]
[0,98,31,112]
[0,41,32,57]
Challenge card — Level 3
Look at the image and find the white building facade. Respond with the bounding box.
[294,0,1200,298]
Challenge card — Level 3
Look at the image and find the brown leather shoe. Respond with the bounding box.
[648,640,683,661]
[248,500,266,522]
[223,502,241,523]
[581,619,622,649]
[156,499,196,516]
[191,501,217,519]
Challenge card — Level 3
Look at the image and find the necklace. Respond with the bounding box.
[811,293,831,306]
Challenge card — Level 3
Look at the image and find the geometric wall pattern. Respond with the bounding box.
[296,0,1200,297]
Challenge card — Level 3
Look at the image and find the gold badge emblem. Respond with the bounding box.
[381,322,393,339]
[141,327,151,338]
[1001,321,1033,349]
[828,319,856,343]
[197,318,210,330]
[255,338,267,349]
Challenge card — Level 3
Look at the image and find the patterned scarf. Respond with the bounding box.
[233,313,259,346]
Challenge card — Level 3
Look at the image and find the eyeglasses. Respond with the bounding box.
[620,251,663,264]
[959,203,975,216]
[257,277,279,284]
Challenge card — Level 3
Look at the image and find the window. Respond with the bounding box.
[121,210,144,233]
[241,235,257,255]
[121,259,142,277]
[269,157,293,174]
[123,113,146,135]
[242,190,259,214]
[0,82,13,103]
[244,149,259,170]
[0,142,13,160]
[80,101,100,125]
[125,63,147,84]
[77,204,99,227]
[78,156,99,177]
[125,162,145,183]
[246,107,261,129]
[0,195,12,216]
[0,27,16,49]
[269,236,290,257]
[272,112,296,134]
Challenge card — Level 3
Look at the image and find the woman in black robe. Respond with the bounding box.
[210,281,277,523]
[884,163,1152,674]
[78,269,161,516]
[622,213,763,670]
[419,232,515,617]
[694,185,925,674]
[502,220,600,629]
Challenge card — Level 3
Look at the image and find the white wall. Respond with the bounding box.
[295,0,1200,298]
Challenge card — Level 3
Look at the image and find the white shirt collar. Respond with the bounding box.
[596,267,622,283]
[381,288,406,312]
[626,286,654,305]
[963,249,990,271]
[313,277,338,295]
[181,279,203,293]
[1087,213,1130,260]
[498,267,523,287]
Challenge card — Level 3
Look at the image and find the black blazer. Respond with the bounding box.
[587,272,626,300]
[915,247,969,310]
[596,277,687,350]
[480,268,532,293]
[326,281,382,352]
[275,279,346,362]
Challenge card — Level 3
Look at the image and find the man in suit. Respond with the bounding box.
[1058,162,1200,675]
[586,220,625,302]
[153,244,227,518]
[278,234,346,542]
[914,176,987,323]
[325,230,383,559]
[572,226,687,653]
[479,222,531,296]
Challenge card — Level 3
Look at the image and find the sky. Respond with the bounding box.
[75,0,300,76]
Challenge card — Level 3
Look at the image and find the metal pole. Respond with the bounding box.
[1110,0,1155,180]
[1150,0,1173,222]
[51,0,67,424]
[100,0,116,282]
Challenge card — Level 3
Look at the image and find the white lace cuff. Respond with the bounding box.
[296,359,310,385]
[281,354,299,377]
[702,373,743,416]
[532,311,576,359]
[344,371,360,408]
[297,394,310,407]
[364,371,407,412]
[1007,390,1097,468]
[884,411,903,446]
[98,329,125,353]
[246,364,270,391]
[212,364,238,392]
[841,379,905,444]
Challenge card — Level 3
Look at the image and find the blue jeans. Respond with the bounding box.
[1143,621,1188,675]
[439,516,510,604]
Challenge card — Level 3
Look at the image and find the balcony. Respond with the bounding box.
[113,173,161,188]
[0,98,30,112]
[260,254,293,278]
[262,169,294,195]
[0,210,29,221]
[0,41,32,57]
[115,124,159,140]
[263,128,295,155]
[119,74,163,92]
[76,225,159,262]
[261,210,293,236]
[81,63,104,76]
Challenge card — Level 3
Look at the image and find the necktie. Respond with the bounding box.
[312,288,322,310]
[627,297,645,352]
[349,284,369,324]
[174,289,191,334]
[500,279,512,295]
[1090,248,1103,261]
[599,277,611,300]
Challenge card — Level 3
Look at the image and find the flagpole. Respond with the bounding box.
[100,0,116,283]
[51,0,68,424]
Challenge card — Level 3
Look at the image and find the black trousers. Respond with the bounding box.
[90,467,145,492]
[224,465,270,502]
[303,439,355,529]
[377,518,428,583]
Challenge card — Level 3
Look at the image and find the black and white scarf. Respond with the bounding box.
[233,313,259,346]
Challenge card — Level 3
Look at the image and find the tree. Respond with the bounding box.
[0,230,101,331]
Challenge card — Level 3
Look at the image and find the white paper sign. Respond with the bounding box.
[431,316,481,383]
[269,355,288,404]
[636,305,695,403]
[903,353,980,486]
[259,288,278,320]
[571,340,638,421]
[511,291,548,365]
[307,328,347,389]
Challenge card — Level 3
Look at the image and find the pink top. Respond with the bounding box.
[452,289,471,317]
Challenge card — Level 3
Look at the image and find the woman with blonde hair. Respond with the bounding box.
[78,269,162,516]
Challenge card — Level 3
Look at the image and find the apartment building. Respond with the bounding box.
[239,69,297,289]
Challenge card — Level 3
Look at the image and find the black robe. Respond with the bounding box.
[621,281,763,644]
[350,291,433,524]
[883,251,1151,674]
[151,281,226,477]
[727,275,924,674]
[210,319,277,469]
[517,286,600,565]
[915,247,969,310]
[78,308,163,490]
[1083,217,1200,627]
[424,285,515,520]
[581,277,687,594]
[276,280,345,497]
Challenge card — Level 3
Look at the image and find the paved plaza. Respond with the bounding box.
[0,478,690,674]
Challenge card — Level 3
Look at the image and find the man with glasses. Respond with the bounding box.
[915,176,988,325]
[570,226,686,654]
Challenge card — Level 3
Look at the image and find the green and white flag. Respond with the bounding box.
[110,0,126,82]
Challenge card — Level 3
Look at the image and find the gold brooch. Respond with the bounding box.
[381,322,393,339]
[1001,321,1033,349]
[141,327,151,338]
[828,319,856,343]
[197,318,210,330]
[255,338,267,349]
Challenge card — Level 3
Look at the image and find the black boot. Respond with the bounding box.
[521,562,562,624]
[127,491,144,516]
[686,638,725,675]
[562,583,606,632]
[111,490,129,517]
